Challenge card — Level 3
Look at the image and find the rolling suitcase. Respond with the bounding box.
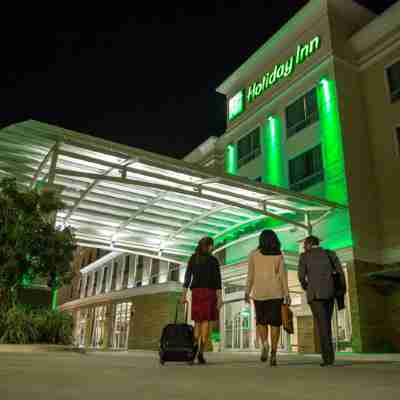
[159,302,197,365]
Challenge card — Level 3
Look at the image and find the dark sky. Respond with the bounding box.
[0,1,397,158]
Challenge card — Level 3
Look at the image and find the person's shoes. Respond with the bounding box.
[320,361,334,367]
[261,343,269,362]
[197,352,207,365]
[270,351,277,367]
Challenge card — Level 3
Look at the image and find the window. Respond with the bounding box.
[92,271,98,296]
[168,263,180,282]
[289,145,324,191]
[135,256,144,287]
[111,264,117,291]
[387,61,400,103]
[101,267,108,293]
[286,88,319,138]
[122,256,130,289]
[85,274,91,297]
[237,127,261,167]
[76,277,81,299]
[150,259,160,285]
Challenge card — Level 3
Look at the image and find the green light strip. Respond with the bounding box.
[262,116,285,187]
[51,288,58,310]
[317,77,348,205]
[225,143,238,175]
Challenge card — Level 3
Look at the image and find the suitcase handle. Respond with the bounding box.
[174,301,189,324]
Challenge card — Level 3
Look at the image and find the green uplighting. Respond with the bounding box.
[317,77,348,205]
[262,115,286,187]
[225,143,238,175]
[51,288,58,310]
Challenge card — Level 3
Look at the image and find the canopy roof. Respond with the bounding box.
[0,120,346,263]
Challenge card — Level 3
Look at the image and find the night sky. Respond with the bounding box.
[0,1,397,159]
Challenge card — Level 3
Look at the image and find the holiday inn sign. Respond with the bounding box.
[228,36,321,121]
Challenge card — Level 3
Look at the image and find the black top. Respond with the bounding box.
[183,254,222,290]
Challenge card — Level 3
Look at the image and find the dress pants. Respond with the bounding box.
[310,299,335,363]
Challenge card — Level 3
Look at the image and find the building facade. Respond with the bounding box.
[59,0,400,353]
[185,0,400,353]
[59,248,187,350]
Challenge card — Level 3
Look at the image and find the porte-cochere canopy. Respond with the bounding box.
[0,120,346,263]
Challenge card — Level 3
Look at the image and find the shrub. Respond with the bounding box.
[0,305,73,345]
[34,309,73,345]
[0,305,39,344]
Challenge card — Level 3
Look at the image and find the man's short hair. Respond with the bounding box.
[304,235,320,247]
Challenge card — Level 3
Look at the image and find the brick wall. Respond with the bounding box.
[128,292,182,350]
[384,263,400,352]
[58,247,97,306]
[297,316,318,354]
[17,287,50,308]
[347,259,396,353]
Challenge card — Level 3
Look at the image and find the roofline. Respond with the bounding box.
[216,0,328,95]
[216,0,376,96]
[349,0,400,54]
[3,119,347,211]
[183,136,219,161]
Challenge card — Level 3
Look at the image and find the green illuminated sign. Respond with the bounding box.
[228,36,321,120]
[228,90,244,120]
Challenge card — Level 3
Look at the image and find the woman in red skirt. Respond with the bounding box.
[180,237,222,364]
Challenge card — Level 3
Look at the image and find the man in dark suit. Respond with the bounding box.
[298,235,346,367]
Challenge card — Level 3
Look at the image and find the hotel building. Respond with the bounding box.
[1,0,399,354]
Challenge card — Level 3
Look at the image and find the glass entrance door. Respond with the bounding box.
[223,298,254,350]
[112,302,132,349]
[222,298,290,352]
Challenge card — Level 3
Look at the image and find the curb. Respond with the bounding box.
[0,345,84,354]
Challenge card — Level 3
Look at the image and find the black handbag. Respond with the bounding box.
[326,250,346,310]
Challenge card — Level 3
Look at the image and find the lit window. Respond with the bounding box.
[289,145,324,191]
[386,61,400,103]
[237,127,261,168]
[285,88,319,138]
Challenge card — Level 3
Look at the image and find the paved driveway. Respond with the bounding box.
[0,351,399,400]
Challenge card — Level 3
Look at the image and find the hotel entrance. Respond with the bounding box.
[111,302,132,350]
[222,298,291,352]
[220,265,352,354]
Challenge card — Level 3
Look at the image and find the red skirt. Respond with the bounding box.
[191,288,218,322]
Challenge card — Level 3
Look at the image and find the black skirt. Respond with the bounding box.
[254,299,283,327]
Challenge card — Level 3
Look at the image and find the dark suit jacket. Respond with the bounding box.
[298,247,346,303]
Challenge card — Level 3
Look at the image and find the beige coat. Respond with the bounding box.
[245,250,289,301]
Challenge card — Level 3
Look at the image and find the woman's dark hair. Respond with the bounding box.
[192,236,214,263]
[304,235,320,249]
[258,230,281,255]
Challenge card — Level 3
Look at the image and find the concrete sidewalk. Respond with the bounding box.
[0,350,399,400]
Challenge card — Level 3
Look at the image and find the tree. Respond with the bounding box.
[0,177,76,308]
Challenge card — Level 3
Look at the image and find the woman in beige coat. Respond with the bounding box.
[245,230,290,366]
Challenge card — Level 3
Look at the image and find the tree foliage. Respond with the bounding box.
[0,177,76,303]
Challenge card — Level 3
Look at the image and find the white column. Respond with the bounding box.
[87,272,94,296]
[96,268,104,294]
[250,301,256,350]
[142,257,151,286]
[179,264,186,284]
[158,260,169,283]
[80,274,87,298]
